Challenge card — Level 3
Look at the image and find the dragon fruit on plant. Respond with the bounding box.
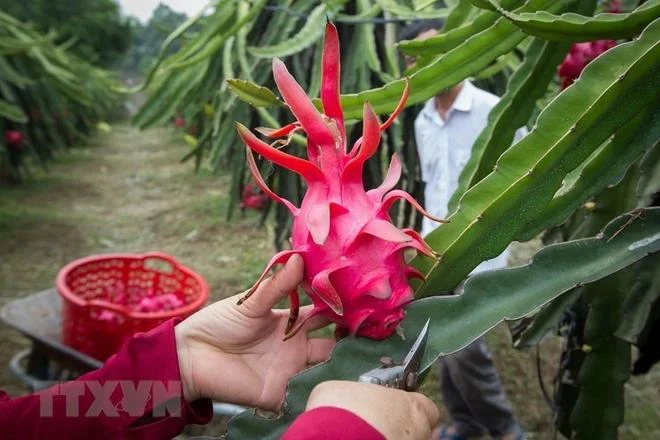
[235,23,444,340]
[558,1,621,89]
[241,183,268,211]
[4,130,24,149]
[558,40,617,89]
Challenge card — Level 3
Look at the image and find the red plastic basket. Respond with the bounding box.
[56,252,208,361]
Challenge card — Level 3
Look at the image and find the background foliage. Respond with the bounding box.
[0,0,132,67]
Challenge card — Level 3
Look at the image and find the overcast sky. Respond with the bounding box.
[117,0,210,22]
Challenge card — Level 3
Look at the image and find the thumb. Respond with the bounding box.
[408,392,440,427]
[241,253,304,316]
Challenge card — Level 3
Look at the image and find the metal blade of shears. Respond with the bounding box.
[358,318,430,390]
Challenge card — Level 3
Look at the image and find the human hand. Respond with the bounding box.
[175,254,335,409]
[306,381,439,440]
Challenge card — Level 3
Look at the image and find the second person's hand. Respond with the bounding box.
[306,380,440,440]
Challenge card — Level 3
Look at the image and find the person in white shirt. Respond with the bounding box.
[400,20,526,440]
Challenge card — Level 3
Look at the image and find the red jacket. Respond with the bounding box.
[0,320,384,440]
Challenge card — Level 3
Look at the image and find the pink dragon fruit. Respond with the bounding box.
[235,23,444,340]
[4,130,24,149]
[558,40,617,89]
[558,2,621,89]
[241,183,268,211]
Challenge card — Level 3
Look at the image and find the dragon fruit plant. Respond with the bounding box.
[235,23,445,340]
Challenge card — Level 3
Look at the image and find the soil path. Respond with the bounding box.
[0,124,269,396]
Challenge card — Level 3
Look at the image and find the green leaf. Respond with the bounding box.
[340,0,569,119]
[636,141,660,207]
[335,3,382,23]
[0,58,34,87]
[398,0,524,56]
[615,255,660,344]
[444,1,478,32]
[376,0,449,19]
[448,37,571,213]
[518,109,660,241]
[414,18,660,295]
[226,79,284,108]
[248,5,327,58]
[483,0,660,41]
[0,98,27,123]
[126,4,216,91]
[513,288,581,348]
[572,272,632,440]
[228,208,660,439]
[171,0,267,71]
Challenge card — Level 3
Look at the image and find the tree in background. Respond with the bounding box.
[0,0,132,67]
[122,4,188,76]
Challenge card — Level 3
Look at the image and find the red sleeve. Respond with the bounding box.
[0,319,213,439]
[283,407,385,440]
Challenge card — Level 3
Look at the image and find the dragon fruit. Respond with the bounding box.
[558,40,617,89]
[558,2,620,89]
[241,183,268,211]
[4,130,24,149]
[235,23,444,340]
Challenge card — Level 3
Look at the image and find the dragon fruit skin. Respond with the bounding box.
[235,23,443,340]
[558,3,620,89]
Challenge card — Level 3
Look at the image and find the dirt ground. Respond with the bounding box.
[0,125,658,438]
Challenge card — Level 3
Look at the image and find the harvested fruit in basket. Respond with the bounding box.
[135,293,184,313]
[235,23,445,340]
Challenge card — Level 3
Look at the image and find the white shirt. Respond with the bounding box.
[414,80,527,273]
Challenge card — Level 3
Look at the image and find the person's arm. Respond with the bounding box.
[283,407,386,440]
[0,319,212,440]
[283,381,439,440]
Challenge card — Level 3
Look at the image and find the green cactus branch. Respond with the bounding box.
[518,109,660,241]
[397,0,524,56]
[339,0,569,119]
[0,98,27,122]
[571,276,631,440]
[414,18,660,295]
[479,0,660,41]
[248,4,327,58]
[447,36,572,214]
[443,0,478,32]
[615,255,660,344]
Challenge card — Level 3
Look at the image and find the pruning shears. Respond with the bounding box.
[358,319,430,391]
